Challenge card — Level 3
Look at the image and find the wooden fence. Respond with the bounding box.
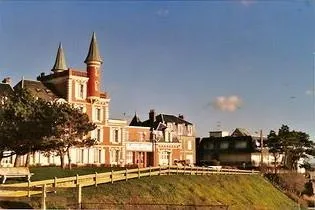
[1,165,259,210]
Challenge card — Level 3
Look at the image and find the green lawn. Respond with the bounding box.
[3,171,300,209]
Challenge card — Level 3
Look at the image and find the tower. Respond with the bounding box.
[51,43,68,73]
[85,32,103,100]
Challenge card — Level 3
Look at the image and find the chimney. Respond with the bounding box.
[149,109,155,124]
[2,77,11,84]
[178,114,184,120]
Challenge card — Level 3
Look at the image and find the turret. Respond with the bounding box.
[51,43,68,73]
[85,32,103,99]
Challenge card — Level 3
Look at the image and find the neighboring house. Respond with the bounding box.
[197,128,282,168]
[0,78,14,105]
[126,118,152,167]
[129,110,196,166]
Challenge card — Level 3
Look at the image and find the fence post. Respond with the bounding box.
[159,166,161,175]
[27,179,31,197]
[168,164,171,175]
[202,166,204,175]
[196,167,198,175]
[95,172,98,187]
[138,166,140,179]
[76,174,79,185]
[41,184,46,210]
[176,165,179,175]
[184,165,186,175]
[149,166,152,177]
[125,168,128,181]
[111,170,114,184]
[76,184,82,209]
[54,177,57,193]
[190,166,193,175]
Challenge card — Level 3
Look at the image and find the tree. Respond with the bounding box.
[44,102,96,169]
[267,130,283,174]
[267,125,314,173]
[0,88,53,166]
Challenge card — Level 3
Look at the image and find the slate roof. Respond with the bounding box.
[129,113,193,129]
[231,128,251,137]
[85,32,103,64]
[14,80,59,101]
[158,114,192,125]
[0,83,14,97]
[51,43,68,73]
[129,113,142,126]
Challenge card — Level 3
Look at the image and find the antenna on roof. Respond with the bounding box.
[22,76,25,89]
[216,121,221,131]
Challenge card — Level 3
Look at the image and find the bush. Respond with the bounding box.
[302,180,314,196]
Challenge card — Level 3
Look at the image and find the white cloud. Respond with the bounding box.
[306,89,315,95]
[240,0,255,7]
[212,95,243,112]
[156,9,169,17]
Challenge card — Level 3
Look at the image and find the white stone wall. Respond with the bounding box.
[0,146,106,167]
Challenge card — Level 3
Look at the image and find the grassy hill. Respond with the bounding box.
[2,174,300,209]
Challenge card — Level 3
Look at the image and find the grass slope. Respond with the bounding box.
[21,174,298,209]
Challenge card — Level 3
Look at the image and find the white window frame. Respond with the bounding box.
[76,149,84,164]
[187,140,192,150]
[110,128,121,144]
[126,151,133,164]
[75,82,86,100]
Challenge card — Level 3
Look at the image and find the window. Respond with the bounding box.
[114,129,119,142]
[94,149,102,163]
[111,150,120,164]
[126,152,133,164]
[187,125,193,136]
[77,149,84,163]
[96,108,101,121]
[187,140,192,150]
[96,128,101,142]
[79,84,84,98]
[178,125,183,135]
[205,142,214,149]
[235,141,247,149]
[220,142,229,149]
[110,150,119,164]
[160,151,170,165]
[168,123,172,130]
[95,81,99,91]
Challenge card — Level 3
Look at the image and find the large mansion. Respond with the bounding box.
[0,33,196,167]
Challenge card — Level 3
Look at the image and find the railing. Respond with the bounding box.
[0,166,259,209]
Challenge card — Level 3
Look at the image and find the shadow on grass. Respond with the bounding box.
[0,200,33,209]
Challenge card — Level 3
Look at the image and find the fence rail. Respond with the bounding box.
[0,166,259,209]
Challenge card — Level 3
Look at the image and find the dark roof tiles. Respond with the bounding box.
[84,32,103,64]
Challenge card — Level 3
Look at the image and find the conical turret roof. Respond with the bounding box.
[51,43,68,73]
[84,32,103,64]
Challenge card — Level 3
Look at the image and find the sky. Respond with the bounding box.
[0,0,315,138]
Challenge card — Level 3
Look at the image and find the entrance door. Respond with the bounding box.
[160,151,171,166]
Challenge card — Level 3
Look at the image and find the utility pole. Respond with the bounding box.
[260,129,264,167]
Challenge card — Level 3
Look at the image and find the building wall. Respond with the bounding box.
[219,153,252,165]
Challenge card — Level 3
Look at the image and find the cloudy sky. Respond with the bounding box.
[0,1,315,137]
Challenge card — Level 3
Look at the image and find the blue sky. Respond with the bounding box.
[0,0,315,137]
